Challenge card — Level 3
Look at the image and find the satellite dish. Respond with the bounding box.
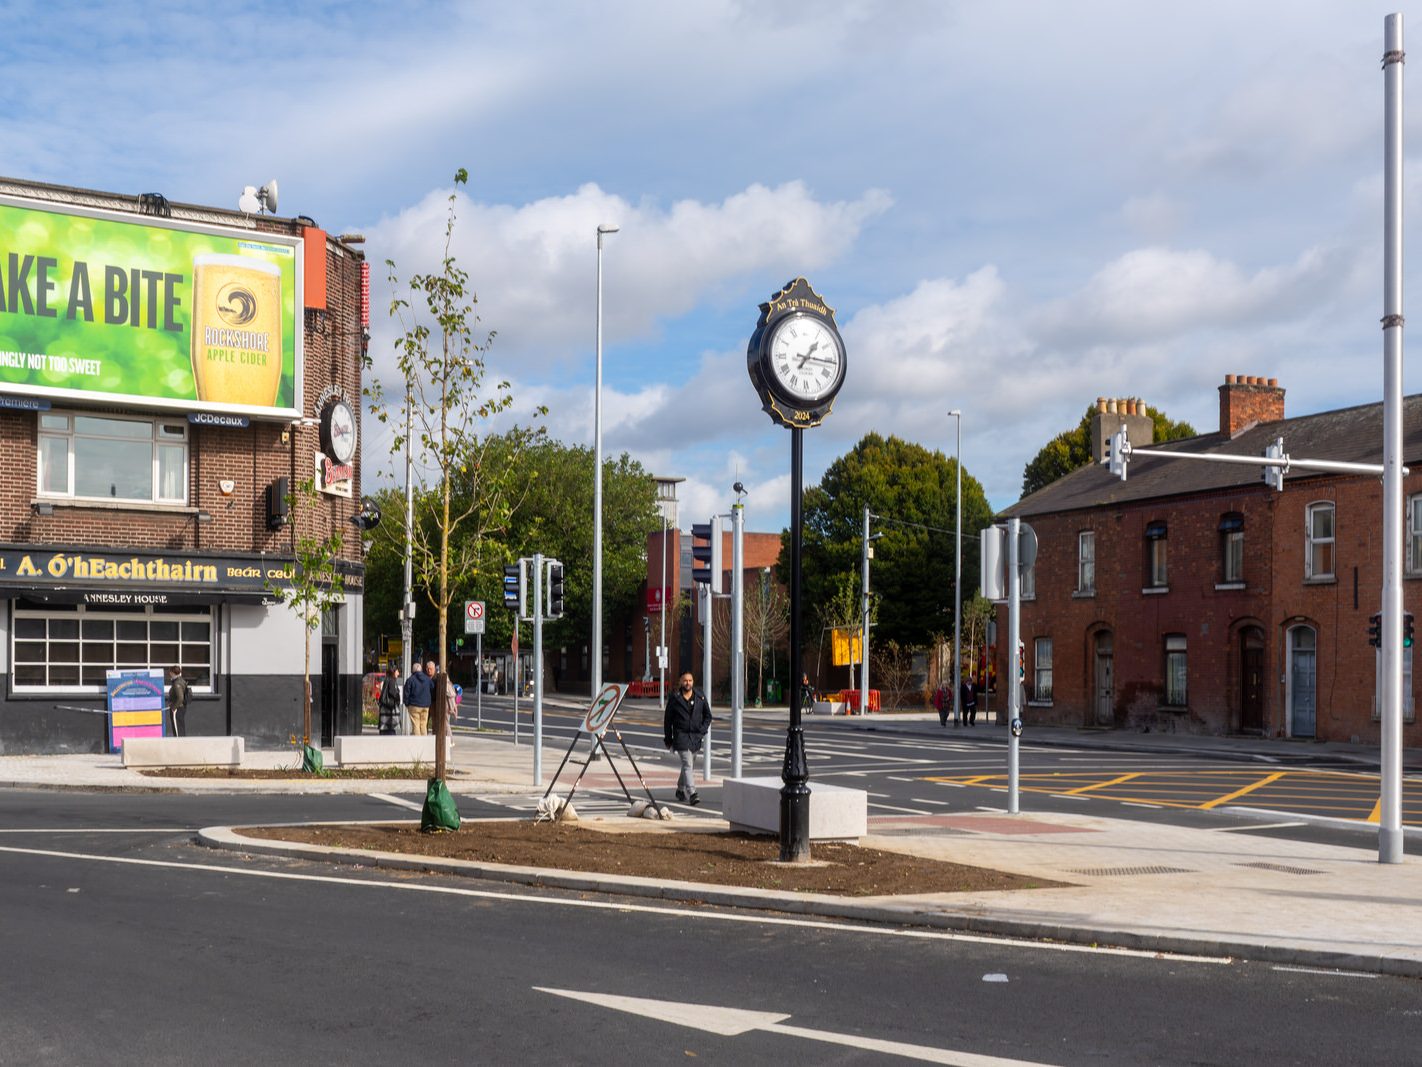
[258,179,279,215]
[238,186,261,213]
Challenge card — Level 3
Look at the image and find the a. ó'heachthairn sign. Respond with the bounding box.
[0,195,302,418]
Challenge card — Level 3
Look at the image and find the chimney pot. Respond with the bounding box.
[1225,374,1236,385]
[1267,377,1278,387]
[1097,396,1107,412]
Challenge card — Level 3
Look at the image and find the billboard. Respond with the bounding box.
[0,195,303,418]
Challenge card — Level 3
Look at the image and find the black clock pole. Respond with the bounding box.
[780,426,810,862]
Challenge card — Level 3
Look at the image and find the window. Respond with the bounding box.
[1220,513,1244,584]
[1032,637,1053,702]
[38,412,188,505]
[1020,557,1035,599]
[1164,634,1187,706]
[1305,502,1335,580]
[1145,521,1168,587]
[1409,495,1422,575]
[1077,531,1095,594]
[12,603,212,691]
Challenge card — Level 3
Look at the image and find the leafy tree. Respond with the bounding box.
[368,168,540,796]
[266,478,345,757]
[1020,404,1197,497]
[787,433,994,650]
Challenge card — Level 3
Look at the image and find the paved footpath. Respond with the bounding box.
[4,725,1421,978]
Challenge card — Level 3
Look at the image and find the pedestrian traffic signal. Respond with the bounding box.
[503,561,526,616]
[1369,613,1382,648]
[546,559,565,619]
[1107,427,1128,481]
[691,518,721,588]
[1406,612,1415,649]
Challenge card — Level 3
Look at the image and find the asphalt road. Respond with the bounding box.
[460,696,1420,855]
[0,789,1416,1065]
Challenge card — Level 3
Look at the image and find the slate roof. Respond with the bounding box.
[1004,393,1422,518]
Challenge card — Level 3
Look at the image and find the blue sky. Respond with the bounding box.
[6,1,1421,533]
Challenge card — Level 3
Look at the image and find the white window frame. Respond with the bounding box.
[1408,494,1422,576]
[1077,531,1095,594]
[11,603,214,694]
[1032,637,1053,703]
[1305,501,1335,580]
[37,411,189,505]
[1164,633,1187,707]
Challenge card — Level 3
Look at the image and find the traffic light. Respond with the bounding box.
[1369,613,1382,648]
[546,560,565,619]
[691,517,722,589]
[1406,612,1415,649]
[1262,437,1285,492]
[503,561,526,616]
[1107,427,1128,481]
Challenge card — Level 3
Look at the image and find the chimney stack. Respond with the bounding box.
[1219,375,1285,436]
[1090,396,1154,464]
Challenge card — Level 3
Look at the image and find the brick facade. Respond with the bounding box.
[998,379,1421,748]
[0,177,366,753]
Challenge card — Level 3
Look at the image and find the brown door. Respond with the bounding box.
[1240,628,1264,734]
[1093,632,1114,725]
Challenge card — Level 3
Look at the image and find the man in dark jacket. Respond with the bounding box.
[664,671,711,805]
[402,660,435,735]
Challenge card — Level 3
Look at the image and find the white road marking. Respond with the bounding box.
[1209,821,1306,833]
[975,806,1005,813]
[1057,795,1090,802]
[535,986,1060,1065]
[922,799,952,806]
[0,842,1227,963]
[1271,965,1377,979]
[1122,803,1160,809]
[870,803,933,815]
[368,793,424,812]
[982,973,1008,983]
[0,828,195,834]
[888,776,920,783]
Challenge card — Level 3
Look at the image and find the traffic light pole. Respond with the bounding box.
[1007,516,1021,815]
[731,499,744,779]
[780,427,810,862]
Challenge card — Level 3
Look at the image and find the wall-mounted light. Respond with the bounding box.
[32,502,53,516]
[196,511,212,525]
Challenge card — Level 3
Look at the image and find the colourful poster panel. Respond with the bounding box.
[107,669,167,753]
[0,196,302,417]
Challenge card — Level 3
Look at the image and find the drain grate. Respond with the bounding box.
[1065,865,1193,877]
[1235,862,1327,876]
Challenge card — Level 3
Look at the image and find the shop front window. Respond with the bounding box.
[12,603,212,692]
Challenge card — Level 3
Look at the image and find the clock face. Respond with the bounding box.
[324,399,357,464]
[767,314,844,404]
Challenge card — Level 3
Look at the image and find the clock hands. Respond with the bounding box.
[795,339,821,369]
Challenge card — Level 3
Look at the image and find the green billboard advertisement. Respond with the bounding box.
[0,196,302,418]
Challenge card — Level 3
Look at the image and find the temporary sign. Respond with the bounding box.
[581,683,628,736]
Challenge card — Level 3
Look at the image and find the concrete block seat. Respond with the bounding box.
[721,776,868,841]
[333,735,436,766]
[121,736,244,768]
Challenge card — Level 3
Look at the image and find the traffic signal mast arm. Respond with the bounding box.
[1105,429,1408,487]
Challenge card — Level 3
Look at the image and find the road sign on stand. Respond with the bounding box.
[464,600,486,635]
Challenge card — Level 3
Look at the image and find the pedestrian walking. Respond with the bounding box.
[167,665,190,737]
[933,682,948,727]
[378,664,402,735]
[960,674,978,727]
[664,670,712,805]
[403,659,436,735]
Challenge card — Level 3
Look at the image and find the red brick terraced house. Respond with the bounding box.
[0,177,368,753]
[995,376,1422,748]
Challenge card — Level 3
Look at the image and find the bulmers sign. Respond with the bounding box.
[0,195,303,418]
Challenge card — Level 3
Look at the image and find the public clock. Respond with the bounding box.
[321,398,357,465]
[766,313,845,404]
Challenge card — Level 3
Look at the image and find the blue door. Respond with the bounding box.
[1289,626,1316,738]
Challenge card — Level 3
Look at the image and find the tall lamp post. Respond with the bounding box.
[593,223,618,698]
[949,410,963,726]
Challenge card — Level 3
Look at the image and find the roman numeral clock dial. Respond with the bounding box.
[746,278,847,429]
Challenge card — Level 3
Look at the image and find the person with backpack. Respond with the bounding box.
[167,665,190,737]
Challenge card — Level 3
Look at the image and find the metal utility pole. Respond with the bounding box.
[1380,12,1405,864]
[860,506,872,716]
[950,410,963,727]
[731,497,745,778]
[400,380,414,734]
[659,517,668,702]
[532,551,544,787]
[702,580,713,780]
[1007,517,1021,814]
[592,224,618,701]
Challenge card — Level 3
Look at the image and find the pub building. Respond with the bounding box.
[0,176,367,753]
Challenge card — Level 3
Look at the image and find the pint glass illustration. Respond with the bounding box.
[190,254,283,406]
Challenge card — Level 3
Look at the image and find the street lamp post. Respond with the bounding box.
[949,410,963,726]
[593,223,618,699]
